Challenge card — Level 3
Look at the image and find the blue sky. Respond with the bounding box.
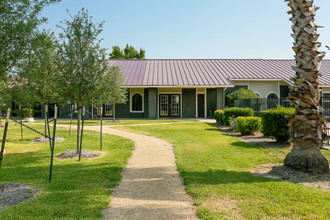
[40,0,330,59]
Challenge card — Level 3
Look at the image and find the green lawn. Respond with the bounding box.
[0,123,134,219]
[30,119,196,126]
[121,123,330,219]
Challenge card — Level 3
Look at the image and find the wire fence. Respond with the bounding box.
[234,97,330,118]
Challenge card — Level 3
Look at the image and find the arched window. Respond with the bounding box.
[267,93,278,99]
[267,93,278,109]
[131,93,143,112]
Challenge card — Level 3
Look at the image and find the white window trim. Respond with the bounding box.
[157,90,182,118]
[130,92,144,113]
[266,92,279,99]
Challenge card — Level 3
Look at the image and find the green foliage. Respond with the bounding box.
[20,30,62,105]
[21,108,33,118]
[214,109,224,124]
[223,107,254,125]
[109,44,145,59]
[0,0,60,81]
[58,8,109,107]
[226,88,260,107]
[0,124,134,219]
[237,117,262,135]
[261,106,295,143]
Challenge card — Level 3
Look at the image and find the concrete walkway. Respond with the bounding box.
[85,126,198,220]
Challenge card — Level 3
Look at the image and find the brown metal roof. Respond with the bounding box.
[107,59,330,87]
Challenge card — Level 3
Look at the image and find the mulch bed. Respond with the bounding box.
[56,150,101,159]
[0,183,38,211]
[219,126,291,148]
[251,164,330,191]
[32,137,65,143]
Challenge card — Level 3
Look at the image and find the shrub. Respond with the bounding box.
[229,117,237,132]
[214,109,224,124]
[237,117,262,135]
[223,107,254,125]
[261,106,295,143]
[226,88,260,107]
[21,108,34,118]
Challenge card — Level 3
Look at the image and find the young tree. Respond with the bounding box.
[0,0,60,82]
[284,0,329,174]
[91,66,126,150]
[57,9,111,154]
[22,30,63,137]
[109,44,145,59]
[92,66,127,121]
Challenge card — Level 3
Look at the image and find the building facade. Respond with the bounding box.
[53,59,330,119]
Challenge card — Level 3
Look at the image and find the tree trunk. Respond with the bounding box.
[284,0,329,174]
[44,103,48,138]
[77,106,81,154]
[113,103,115,122]
[28,107,32,118]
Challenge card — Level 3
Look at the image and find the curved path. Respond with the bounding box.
[85,126,198,220]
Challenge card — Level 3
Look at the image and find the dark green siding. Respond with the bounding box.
[148,88,158,119]
[144,89,149,118]
[115,89,148,119]
[182,89,196,118]
[207,88,217,118]
[115,90,130,118]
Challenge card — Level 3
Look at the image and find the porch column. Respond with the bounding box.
[216,88,225,109]
[148,88,157,119]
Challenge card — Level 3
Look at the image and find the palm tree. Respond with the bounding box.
[284,0,329,174]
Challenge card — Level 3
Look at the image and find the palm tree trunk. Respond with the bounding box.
[284,0,329,174]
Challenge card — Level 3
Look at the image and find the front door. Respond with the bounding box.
[159,94,180,117]
[198,94,205,118]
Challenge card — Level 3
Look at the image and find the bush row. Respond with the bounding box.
[214,106,296,142]
[223,107,254,125]
[237,117,262,135]
[261,106,295,143]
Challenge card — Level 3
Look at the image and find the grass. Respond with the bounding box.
[30,119,196,126]
[0,122,134,219]
[121,122,330,219]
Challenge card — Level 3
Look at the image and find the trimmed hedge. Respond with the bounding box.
[261,106,295,143]
[214,109,224,124]
[226,88,260,107]
[223,107,254,125]
[237,117,262,135]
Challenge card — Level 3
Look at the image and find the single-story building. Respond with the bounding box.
[55,59,330,119]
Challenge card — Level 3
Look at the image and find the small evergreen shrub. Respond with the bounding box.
[237,117,262,135]
[226,88,260,107]
[21,108,34,118]
[214,109,224,124]
[223,107,254,125]
[261,106,295,143]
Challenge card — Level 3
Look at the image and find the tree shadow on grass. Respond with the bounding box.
[180,169,282,186]
[204,122,289,149]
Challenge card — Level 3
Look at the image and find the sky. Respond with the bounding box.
[40,0,330,59]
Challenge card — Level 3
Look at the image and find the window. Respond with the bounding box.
[105,103,113,116]
[267,93,278,109]
[131,93,143,112]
